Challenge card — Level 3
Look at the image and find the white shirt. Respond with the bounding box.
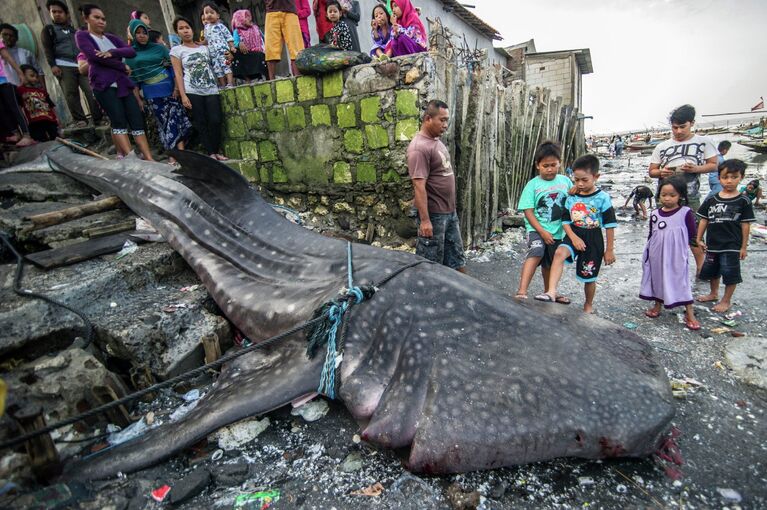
[650,134,718,198]
[169,44,219,96]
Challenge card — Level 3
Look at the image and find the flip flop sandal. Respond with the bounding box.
[534,294,555,303]
[555,295,571,305]
[645,309,661,319]
[685,319,701,330]
[514,294,528,299]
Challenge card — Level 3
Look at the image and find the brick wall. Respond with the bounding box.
[524,56,574,105]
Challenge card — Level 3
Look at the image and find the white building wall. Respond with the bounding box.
[524,56,573,106]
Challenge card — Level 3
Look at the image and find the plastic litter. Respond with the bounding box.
[170,400,199,422]
[180,284,201,292]
[716,487,742,502]
[213,417,270,450]
[151,485,171,502]
[233,489,280,509]
[290,398,329,422]
[162,303,189,313]
[211,449,224,461]
[115,240,138,260]
[724,310,742,320]
[351,482,384,497]
[108,418,149,446]
[183,389,201,402]
[670,377,704,398]
[623,322,638,330]
[720,319,738,327]
[578,476,595,487]
[710,327,730,335]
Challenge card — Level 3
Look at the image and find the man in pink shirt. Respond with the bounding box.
[407,99,466,272]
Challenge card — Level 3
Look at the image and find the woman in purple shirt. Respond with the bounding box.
[75,4,153,160]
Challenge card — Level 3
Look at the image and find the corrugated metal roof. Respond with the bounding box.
[437,0,503,41]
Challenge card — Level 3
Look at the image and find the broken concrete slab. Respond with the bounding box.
[1,346,128,431]
[725,337,767,392]
[170,468,210,504]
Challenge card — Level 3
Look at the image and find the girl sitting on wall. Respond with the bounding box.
[326,1,354,51]
[231,9,266,83]
[385,0,427,58]
[369,3,391,59]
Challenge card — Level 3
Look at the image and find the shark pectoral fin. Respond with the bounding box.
[360,337,433,449]
[65,339,323,481]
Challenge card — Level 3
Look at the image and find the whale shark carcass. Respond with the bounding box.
[40,147,674,479]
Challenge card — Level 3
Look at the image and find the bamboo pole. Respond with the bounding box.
[55,137,109,160]
[22,196,124,231]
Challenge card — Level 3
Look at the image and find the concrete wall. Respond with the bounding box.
[524,55,575,106]
[219,55,435,245]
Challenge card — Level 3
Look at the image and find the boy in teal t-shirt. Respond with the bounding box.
[515,142,572,302]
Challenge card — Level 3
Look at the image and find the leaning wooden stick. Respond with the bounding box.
[55,137,109,160]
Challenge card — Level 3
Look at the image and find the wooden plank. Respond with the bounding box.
[22,196,123,231]
[26,232,143,269]
[83,219,136,238]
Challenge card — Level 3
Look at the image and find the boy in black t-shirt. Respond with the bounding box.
[696,159,755,313]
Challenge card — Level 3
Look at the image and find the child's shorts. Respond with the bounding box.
[210,54,232,79]
[561,228,604,283]
[699,252,742,285]
[525,231,562,268]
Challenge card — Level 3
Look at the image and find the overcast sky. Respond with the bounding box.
[469,0,767,134]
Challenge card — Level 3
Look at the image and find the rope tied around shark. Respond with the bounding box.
[305,242,435,399]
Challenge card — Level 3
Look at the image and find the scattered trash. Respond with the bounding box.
[183,389,201,402]
[213,417,270,450]
[180,284,201,292]
[670,377,705,398]
[623,322,638,330]
[615,484,627,494]
[290,398,328,422]
[720,319,738,328]
[170,400,199,422]
[724,311,742,320]
[730,331,746,337]
[233,490,281,509]
[340,451,364,472]
[145,411,155,425]
[736,399,748,408]
[716,487,742,503]
[211,449,224,461]
[151,485,171,502]
[578,476,595,487]
[710,327,730,335]
[11,483,88,509]
[162,303,189,313]
[109,302,117,308]
[445,482,481,509]
[352,434,361,444]
[713,360,725,370]
[115,239,138,260]
[0,481,18,496]
[170,468,211,504]
[108,417,150,446]
[351,482,384,497]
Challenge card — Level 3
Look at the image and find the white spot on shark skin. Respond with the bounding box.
[204,230,211,236]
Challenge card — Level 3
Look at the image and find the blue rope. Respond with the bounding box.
[314,242,370,399]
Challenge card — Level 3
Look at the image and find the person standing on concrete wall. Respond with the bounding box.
[264,0,303,79]
[408,99,466,273]
[41,0,104,128]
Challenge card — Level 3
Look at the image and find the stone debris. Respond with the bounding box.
[170,468,211,504]
[340,452,364,473]
[212,417,270,451]
[290,398,329,422]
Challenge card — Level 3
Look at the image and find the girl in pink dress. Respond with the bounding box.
[385,0,427,57]
[639,176,700,330]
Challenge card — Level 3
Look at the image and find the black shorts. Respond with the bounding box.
[699,252,741,285]
[561,227,604,283]
[525,231,562,268]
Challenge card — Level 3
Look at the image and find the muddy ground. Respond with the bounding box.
[1,141,766,509]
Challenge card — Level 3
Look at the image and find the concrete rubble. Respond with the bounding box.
[0,142,765,509]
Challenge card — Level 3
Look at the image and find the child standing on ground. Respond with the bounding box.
[640,176,699,329]
[17,65,59,141]
[696,160,755,313]
[515,141,572,303]
[326,1,354,50]
[202,3,235,88]
[536,155,617,313]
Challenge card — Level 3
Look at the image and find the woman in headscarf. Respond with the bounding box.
[125,19,191,166]
[231,9,266,83]
[385,0,427,57]
[75,3,153,161]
